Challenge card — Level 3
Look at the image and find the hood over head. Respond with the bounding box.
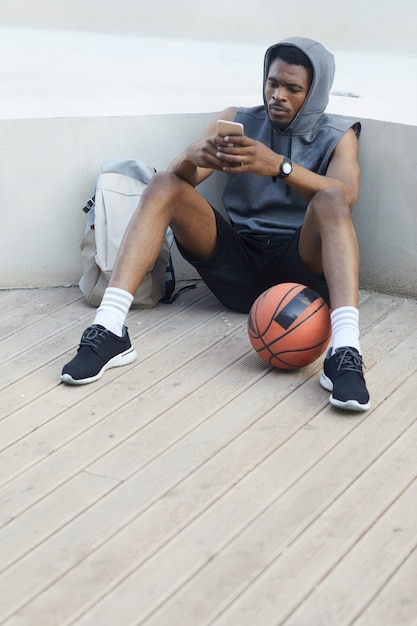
[263,36,335,135]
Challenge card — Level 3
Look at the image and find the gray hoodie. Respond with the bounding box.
[222,37,360,235]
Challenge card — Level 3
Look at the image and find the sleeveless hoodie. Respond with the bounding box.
[222,37,360,235]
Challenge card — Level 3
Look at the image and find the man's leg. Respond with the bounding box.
[298,187,370,411]
[61,172,218,384]
[108,172,219,295]
[299,187,359,309]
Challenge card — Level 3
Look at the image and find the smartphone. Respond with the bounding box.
[217,119,244,137]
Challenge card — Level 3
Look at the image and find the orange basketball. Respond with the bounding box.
[248,283,331,370]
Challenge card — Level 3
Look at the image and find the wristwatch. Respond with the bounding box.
[277,156,293,179]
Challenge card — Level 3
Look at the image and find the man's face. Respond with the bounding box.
[265,57,312,127]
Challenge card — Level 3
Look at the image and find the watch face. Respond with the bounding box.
[282,161,292,175]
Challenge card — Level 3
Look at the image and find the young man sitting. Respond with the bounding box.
[61,36,370,412]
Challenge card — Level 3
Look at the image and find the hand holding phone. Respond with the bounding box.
[217,119,244,137]
[216,120,245,169]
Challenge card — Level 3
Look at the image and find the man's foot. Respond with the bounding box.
[61,325,137,385]
[320,346,370,412]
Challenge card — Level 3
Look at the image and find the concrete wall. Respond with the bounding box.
[353,120,417,297]
[1,111,416,298]
[0,4,416,299]
[0,113,222,288]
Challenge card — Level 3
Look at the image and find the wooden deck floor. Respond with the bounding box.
[1,283,417,626]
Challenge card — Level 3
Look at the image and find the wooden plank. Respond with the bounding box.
[0,299,247,475]
[352,545,417,626]
[0,287,416,625]
[0,336,264,566]
[2,288,403,535]
[0,286,216,419]
[283,479,417,625]
[0,287,76,323]
[0,313,247,497]
[0,370,326,624]
[81,366,417,626]
[0,335,328,621]
[198,379,417,626]
[0,282,207,399]
[0,471,120,572]
[8,344,416,625]
[0,287,84,345]
[0,286,407,468]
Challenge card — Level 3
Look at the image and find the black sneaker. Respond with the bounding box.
[320,347,370,412]
[61,325,137,385]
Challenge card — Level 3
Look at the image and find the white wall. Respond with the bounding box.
[0,4,416,298]
[0,113,221,288]
[1,0,417,55]
[1,111,416,298]
[353,120,417,297]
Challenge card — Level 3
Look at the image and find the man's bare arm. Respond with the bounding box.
[286,128,360,208]
[216,127,361,210]
[168,107,238,187]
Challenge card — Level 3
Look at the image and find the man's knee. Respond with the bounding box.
[147,170,189,199]
[141,171,196,224]
[308,187,350,222]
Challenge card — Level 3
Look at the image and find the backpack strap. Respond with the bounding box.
[160,253,197,304]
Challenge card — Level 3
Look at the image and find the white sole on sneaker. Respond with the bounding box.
[319,372,332,392]
[319,372,371,412]
[330,396,371,412]
[60,346,137,385]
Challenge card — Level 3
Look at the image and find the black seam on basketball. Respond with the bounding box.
[266,284,300,336]
[249,284,302,340]
[259,301,328,353]
[274,286,320,330]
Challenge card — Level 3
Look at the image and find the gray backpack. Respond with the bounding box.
[79,159,176,308]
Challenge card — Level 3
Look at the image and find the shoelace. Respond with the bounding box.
[335,348,364,373]
[80,326,110,348]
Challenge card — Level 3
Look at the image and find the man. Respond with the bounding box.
[61,36,370,412]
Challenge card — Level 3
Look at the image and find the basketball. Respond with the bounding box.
[248,282,331,370]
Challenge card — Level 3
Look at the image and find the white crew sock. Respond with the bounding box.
[330,306,361,355]
[93,287,134,337]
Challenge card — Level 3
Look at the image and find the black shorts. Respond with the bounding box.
[175,207,329,314]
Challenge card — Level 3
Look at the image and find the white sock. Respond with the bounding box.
[330,306,361,355]
[93,287,134,337]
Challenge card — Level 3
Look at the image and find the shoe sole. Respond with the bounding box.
[320,372,371,412]
[60,346,137,385]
